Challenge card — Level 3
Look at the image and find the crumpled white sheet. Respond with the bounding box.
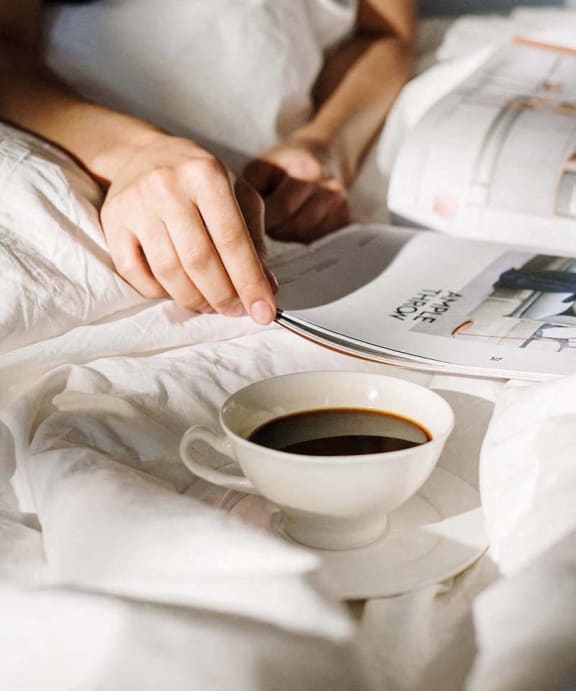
[480,375,576,576]
[0,125,143,355]
[0,272,376,688]
[458,374,576,691]
[0,580,367,691]
[0,117,495,690]
[10,330,370,635]
[0,52,375,689]
[1,4,576,690]
[467,529,576,691]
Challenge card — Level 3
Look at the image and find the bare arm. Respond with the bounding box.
[0,1,276,323]
[303,0,416,184]
[245,0,416,242]
[0,1,159,183]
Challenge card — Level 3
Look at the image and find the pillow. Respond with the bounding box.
[43,0,356,162]
[0,123,143,355]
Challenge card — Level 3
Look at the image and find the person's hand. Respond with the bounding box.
[243,138,351,243]
[100,133,277,324]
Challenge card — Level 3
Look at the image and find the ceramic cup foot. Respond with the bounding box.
[282,510,389,550]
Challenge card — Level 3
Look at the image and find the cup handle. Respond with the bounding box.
[179,425,258,494]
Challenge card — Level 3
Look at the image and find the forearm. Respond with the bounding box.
[0,44,162,186]
[294,32,415,185]
[0,1,276,323]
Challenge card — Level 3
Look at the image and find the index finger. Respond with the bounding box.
[194,168,276,325]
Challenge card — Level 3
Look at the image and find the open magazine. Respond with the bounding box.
[269,36,576,380]
[388,37,576,253]
[271,223,576,380]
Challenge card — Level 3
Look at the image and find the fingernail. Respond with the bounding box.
[223,300,245,317]
[250,300,275,325]
[198,304,214,314]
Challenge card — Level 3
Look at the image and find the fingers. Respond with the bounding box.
[158,199,244,316]
[139,217,213,313]
[194,165,276,323]
[106,201,274,320]
[257,167,350,242]
[243,141,351,242]
[268,184,351,243]
[104,226,168,300]
[100,137,276,323]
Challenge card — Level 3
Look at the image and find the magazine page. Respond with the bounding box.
[273,224,576,380]
[388,38,576,253]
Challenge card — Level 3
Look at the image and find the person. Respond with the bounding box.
[0,0,415,323]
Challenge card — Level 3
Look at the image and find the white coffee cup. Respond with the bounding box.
[180,371,454,550]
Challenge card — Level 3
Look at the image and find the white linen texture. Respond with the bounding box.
[1,3,575,690]
[0,120,376,689]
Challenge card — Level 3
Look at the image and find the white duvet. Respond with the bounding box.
[0,119,378,689]
[1,2,576,690]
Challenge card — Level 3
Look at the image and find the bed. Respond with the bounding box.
[1,2,576,689]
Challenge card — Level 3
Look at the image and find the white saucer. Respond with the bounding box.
[212,467,487,600]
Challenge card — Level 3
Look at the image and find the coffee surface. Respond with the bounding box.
[249,408,431,456]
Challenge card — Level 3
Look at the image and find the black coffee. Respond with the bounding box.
[248,408,431,456]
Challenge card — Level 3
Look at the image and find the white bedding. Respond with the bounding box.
[1,3,576,689]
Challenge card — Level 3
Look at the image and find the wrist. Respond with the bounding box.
[287,125,355,187]
[290,118,360,188]
[87,117,165,187]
